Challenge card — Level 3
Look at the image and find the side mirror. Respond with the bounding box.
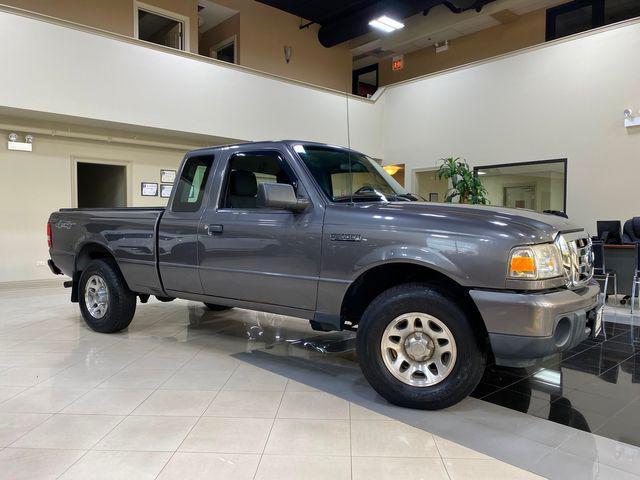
[257,183,309,213]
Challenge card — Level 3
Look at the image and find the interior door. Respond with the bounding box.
[197,149,323,310]
[158,153,215,295]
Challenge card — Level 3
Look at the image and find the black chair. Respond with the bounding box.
[631,242,640,314]
[592,240,618,305]
[622,217,640,243]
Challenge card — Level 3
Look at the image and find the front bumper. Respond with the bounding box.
[470,281,601,367]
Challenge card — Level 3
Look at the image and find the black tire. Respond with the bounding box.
[203,303,232,311]
[78,259,136,333]
[356,282,485,410]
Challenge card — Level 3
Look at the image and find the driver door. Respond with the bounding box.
[197,148,323,310]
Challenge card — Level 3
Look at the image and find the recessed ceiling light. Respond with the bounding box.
[369,15,404,33]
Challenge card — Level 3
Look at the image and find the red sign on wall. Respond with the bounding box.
[392,55,404,71]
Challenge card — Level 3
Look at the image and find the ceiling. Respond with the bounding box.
[349,0,562,68]
[197,1,238,34]
[256,0,497,47]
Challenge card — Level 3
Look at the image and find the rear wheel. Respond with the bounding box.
[356,283,485,409]
[203,303,232,311]
[79,259,136,333]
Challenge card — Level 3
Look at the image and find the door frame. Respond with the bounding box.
[71,157,132,208]
[210,35,238,63]
[412,166,446,200]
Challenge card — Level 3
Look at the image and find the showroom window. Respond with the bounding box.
[221,151,295,209]
[546,0,640,41]
[134,1,190,51]
[172,155,214,212]
[474,159,567,213]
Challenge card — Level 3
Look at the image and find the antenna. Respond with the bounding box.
[346,90,353,204]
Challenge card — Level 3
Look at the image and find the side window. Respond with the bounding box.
[222,151,295,209]
[172,155,214,212]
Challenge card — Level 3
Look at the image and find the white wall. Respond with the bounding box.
[0,9,381,158]
[383,22,640,232]
[0,132,186,283]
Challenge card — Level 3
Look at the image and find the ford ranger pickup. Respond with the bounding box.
[47,141,602,409]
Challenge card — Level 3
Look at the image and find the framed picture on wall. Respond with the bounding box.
[160,184,173,198]
[141,182,158,196]
[161,169,176,183]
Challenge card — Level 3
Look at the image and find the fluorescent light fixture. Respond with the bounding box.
[369,15,404,33]
[477,171,487,175]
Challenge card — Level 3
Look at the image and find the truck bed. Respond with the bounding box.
[49,207,166,295]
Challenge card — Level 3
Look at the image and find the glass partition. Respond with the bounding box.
[474,159,567,213]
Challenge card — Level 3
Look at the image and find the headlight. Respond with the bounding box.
[508,243,563,280]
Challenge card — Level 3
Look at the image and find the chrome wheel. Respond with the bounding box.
[84,275,109,319]
[380,312,457,387]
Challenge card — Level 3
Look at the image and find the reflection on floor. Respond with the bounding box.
[474,320,640,447]
[0,285,639,479]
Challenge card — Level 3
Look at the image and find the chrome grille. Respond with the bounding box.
[557,232,594,289]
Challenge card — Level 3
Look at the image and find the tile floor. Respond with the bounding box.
[0,285,639,479]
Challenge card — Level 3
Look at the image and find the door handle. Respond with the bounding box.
[205,224,223,236]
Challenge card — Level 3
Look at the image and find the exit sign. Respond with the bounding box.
[392,55,404,71]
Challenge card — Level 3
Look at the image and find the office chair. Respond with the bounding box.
[592,240,618,305]
[631,242,640,315]
[622,217,640,244]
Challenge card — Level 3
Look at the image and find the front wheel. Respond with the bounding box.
[79,259,136,333]
[356,283,485,410]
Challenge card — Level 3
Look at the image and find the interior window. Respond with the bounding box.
[172,155,214,212]
[222,151,295,209]
[137,8,184,50]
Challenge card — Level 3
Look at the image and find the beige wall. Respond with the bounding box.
[380,8,547,86]
[0,128,189,282]
[4,0,199,53]
[199,13,239,58]
[215,0,352,92]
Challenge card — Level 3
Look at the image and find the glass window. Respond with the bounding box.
[222,151,295,209]
[475,160,566,213]
[295,144,412,202]
[172,155,214,212]
[547,0,640,41]
[137,8,184,50]
[605,0,640,23]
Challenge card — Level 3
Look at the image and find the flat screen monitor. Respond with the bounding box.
[597,220,622,244]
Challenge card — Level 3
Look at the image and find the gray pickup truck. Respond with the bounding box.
[48,141,602,409]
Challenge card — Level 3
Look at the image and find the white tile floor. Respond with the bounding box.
[0,285,637,479]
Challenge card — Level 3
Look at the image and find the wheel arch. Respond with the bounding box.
[72,242,126,302]
[340,261,492,359]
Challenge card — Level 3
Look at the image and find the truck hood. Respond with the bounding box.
[349,202,584,243]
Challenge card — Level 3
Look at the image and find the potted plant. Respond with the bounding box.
[436,157,489,205]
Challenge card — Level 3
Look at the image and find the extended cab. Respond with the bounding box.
[48,141,602,409]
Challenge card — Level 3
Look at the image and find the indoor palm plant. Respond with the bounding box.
[436,157,489,205]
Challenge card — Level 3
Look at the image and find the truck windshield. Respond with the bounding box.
[294,144,416,202]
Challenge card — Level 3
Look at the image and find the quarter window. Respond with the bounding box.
[172,155,214,212]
